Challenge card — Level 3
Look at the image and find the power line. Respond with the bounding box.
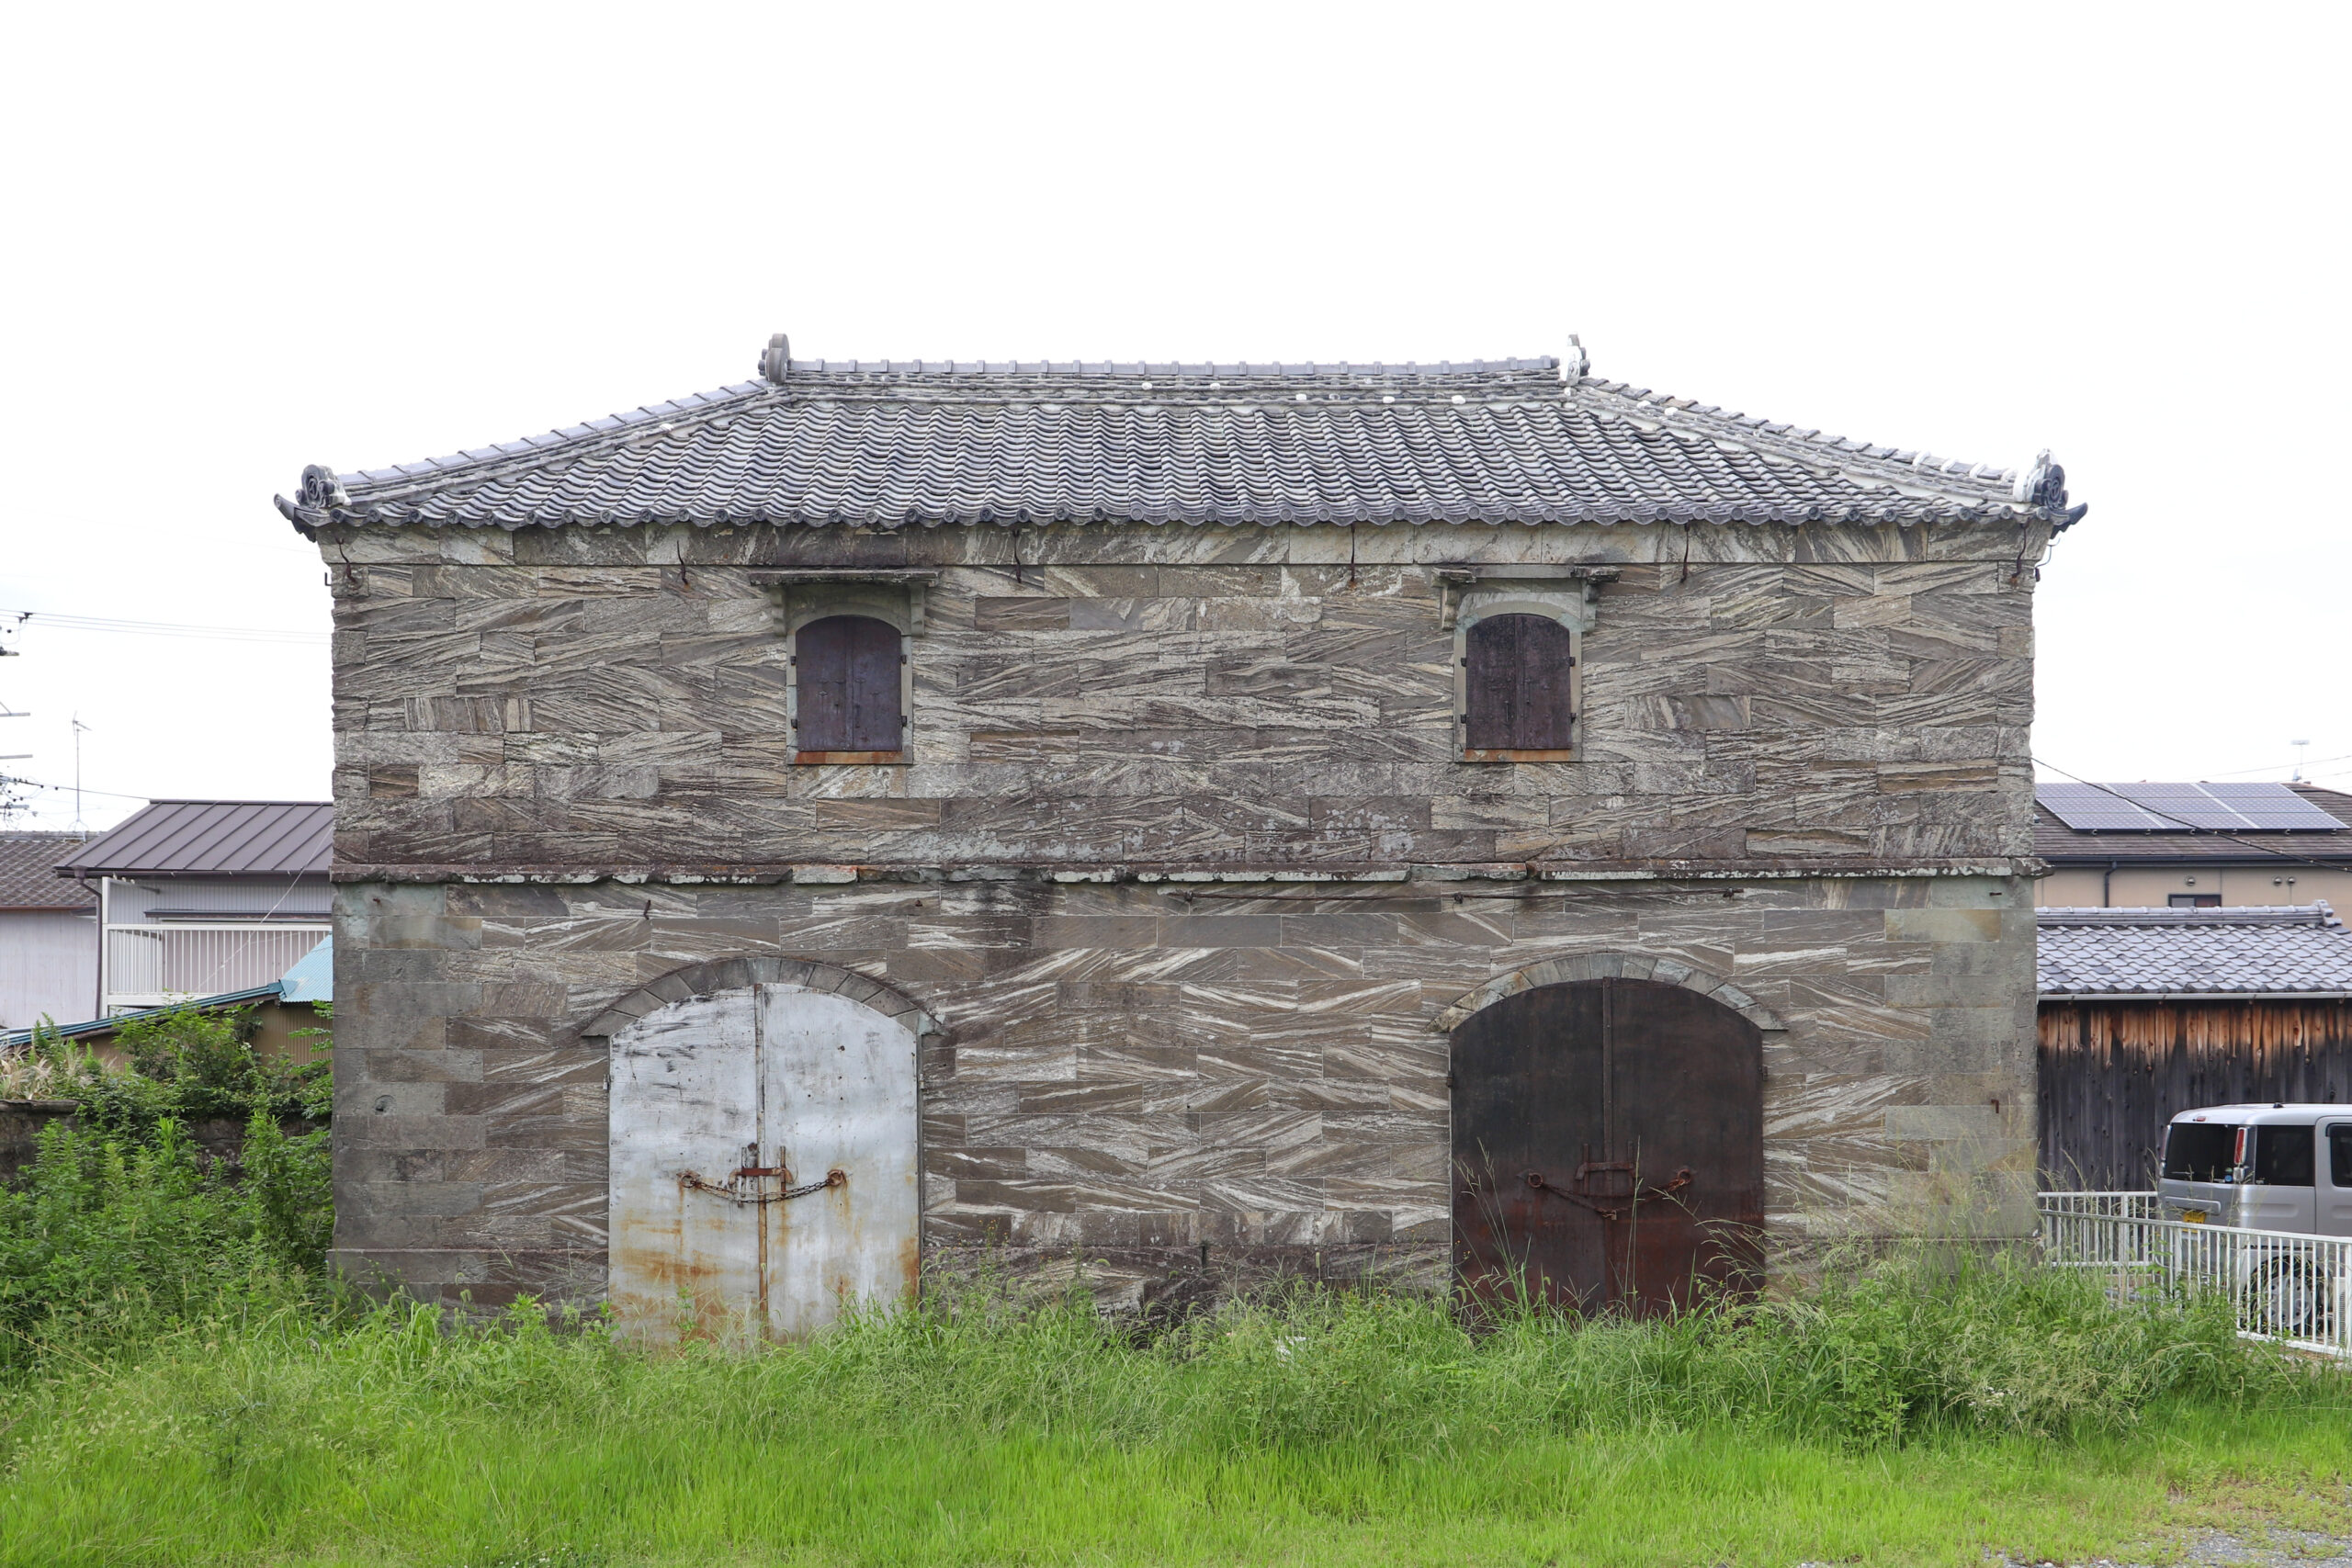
[2207,751,2352,779]
[0,774,153,803]
[0,609,328,646]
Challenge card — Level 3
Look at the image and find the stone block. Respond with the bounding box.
[1884,908,2003,943]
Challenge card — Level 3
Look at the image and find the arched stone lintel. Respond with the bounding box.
[1430,951,1788,1035]
[580,956,937,1041]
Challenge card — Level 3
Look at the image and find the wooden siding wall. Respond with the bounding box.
[2038,999,2352,1188]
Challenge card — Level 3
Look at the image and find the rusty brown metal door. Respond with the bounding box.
[1452,977,1762,1315]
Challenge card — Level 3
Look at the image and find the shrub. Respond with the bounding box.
[0,1111,336,1368]
[75,1003,331,1136]
[0,1010,335,1371]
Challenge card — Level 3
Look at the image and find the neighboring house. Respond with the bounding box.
[2034,782,2352,909]
[2038,904,2352,1187]
[0,937,331,1179]
[52,801,332,1016]
[277,333,2081,1325]
[0,832,96,1031]
[1,935,333,1058]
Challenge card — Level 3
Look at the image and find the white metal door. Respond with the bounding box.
[608,982,921,1339]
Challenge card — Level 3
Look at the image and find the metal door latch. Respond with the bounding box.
[681,1151,846,1205]
[1523,1166,1693,1222]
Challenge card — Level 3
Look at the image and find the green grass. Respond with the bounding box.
[3,1258,2348,1567]
[14,1032,2325,1562]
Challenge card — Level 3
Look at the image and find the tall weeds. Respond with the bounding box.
[0,1241,2339,1564]
[0,1011,336,1371]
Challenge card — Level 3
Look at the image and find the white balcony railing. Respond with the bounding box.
[103,923,330,1013]
[2038,1191,2352,1358]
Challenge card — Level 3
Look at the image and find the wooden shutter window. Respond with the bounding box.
[1464,613,1574,754]
[796,615,903,757]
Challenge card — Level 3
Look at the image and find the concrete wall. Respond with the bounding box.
[319,517,2046,1309]
[0,908,96,1032]
[2036,864,2352,909]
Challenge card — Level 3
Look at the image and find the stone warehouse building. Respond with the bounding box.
[277,335,2083,1331]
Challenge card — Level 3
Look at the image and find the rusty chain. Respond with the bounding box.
[679,1166,846,1204]
[1521,1167,1693,1223]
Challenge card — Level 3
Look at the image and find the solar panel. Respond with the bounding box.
[2038,781,2348,833]
[2202,783,2350,829]
[2038,783,2172,831]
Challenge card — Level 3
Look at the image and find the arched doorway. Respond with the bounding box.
[606,976,922,1340]
[1451,977,1763,1315]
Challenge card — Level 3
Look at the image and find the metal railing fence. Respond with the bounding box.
[2038,1191,2352,1358]
[2036,1190,2165,1223]
[103,922,330,1013]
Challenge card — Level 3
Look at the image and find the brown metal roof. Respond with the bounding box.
[2035,784,2352,866]
[0,832,97,908]
[52,801,333,878]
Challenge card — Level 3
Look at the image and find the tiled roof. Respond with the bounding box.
[277,341,2083,533]
[2038,904,2352,997]
[54,801,333,878]
[0,833,96,908]
[2035,784,2352,864]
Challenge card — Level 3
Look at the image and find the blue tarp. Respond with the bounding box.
[277,936,333,1005]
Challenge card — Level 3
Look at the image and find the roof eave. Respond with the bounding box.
[2039,849,2352,867]
[275,493,325,536]
[2041,990,2352,1002]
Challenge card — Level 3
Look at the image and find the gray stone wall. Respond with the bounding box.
[319,520,2039,876]
[318,517,2045,1308]
[332,871,2037,1310]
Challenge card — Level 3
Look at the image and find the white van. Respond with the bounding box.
[2157,1105,2352,1235]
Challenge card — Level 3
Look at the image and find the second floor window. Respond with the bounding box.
[1464,612,1575,752]
[796,615,903,755]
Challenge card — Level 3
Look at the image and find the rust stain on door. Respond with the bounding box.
[1452,977,1763,1316]
[608,982,921,1340]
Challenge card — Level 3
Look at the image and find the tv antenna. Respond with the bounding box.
[2291,739,2312,782]
[71,714,91,831]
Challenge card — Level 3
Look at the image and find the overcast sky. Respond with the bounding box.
[3,3,2345,832]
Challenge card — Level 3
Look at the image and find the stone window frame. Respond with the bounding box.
[1436,566,1618,764]
[750,570,937,766]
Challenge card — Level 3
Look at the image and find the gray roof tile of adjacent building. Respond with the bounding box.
[2037,903,2352,997]
[52,801,334,879]
[2034,784,2352,864]
[276,342,2084,533]
[0,832,96,908]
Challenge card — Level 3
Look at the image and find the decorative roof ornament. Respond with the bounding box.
[759,333,791,385]
[2018,448,2088,528]
[1563,334,1589,382]
[298,465,348,510]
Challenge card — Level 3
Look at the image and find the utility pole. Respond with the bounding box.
[0,615,27,818]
